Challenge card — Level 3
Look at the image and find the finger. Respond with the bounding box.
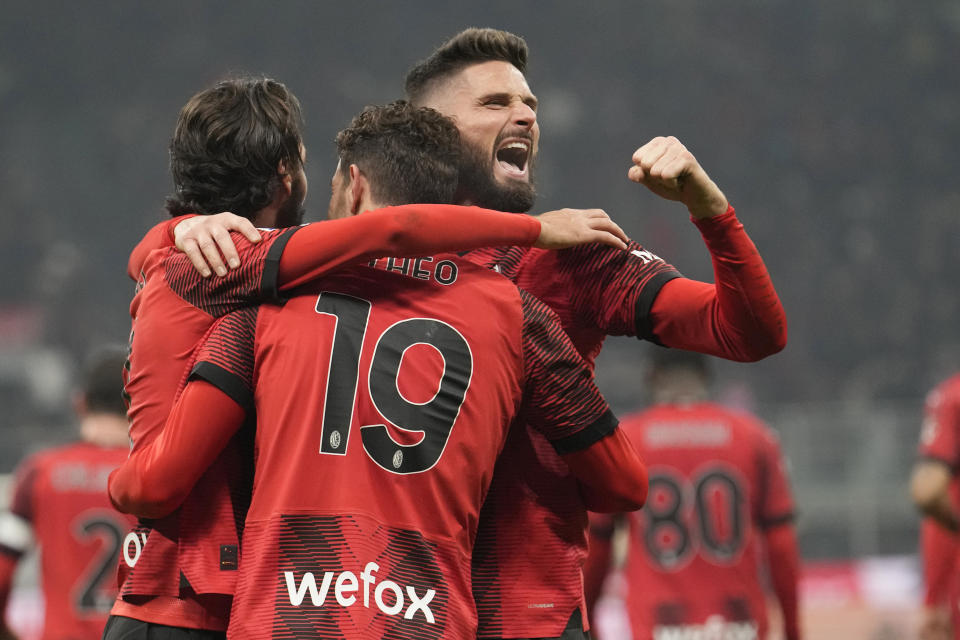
[197,237,228,277]
[590,217,629,244]
[210,226,242,270]
[627,165,645,183]
[589,230,628,251]
[181,240,212,278]
[634,137,668,169]
[228,216,262,244]
[631,137,664,164]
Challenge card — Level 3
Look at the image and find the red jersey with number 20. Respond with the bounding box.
[2,443,133,640]
[619,403,794,640]
[191,255,617,639]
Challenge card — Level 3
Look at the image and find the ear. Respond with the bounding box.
[348,164,366,216]
[278,160,294,196]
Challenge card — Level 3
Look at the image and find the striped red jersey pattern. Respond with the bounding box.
[115,227,297,628]
[189,256,615,638]
[464,240,679,638]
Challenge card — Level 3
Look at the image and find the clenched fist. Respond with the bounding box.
[628,136,729,219]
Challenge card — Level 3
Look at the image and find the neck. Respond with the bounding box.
[80,414,129,448]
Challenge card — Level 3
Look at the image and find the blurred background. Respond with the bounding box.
[1,1,957,636]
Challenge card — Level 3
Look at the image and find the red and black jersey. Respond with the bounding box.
[917,374,960,639]
[116,205,544,629]
[618,402,794,640]
[918,374,960,469]
[115,227,298,628]
[463,206,787,638]
[0,442,133,640]
[464,239,678,637]
[188,256,616,638]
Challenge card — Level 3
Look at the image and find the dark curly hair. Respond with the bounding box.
[335,101,461,205]
[165,76,304,219]
[404,28,528,105]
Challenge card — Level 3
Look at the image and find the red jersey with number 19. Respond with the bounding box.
[189,255,617,639]
[619,403,794,640]
[1,443,133,640]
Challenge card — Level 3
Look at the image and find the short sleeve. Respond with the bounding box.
[165,227,300,317]
[557,240,681,341]
[756,428,796,529]
[519,289,617,453]
[918,384,960,469]
[189,307,259,410]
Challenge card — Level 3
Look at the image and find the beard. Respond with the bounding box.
[457,137,537,213]
[274,172,308,227]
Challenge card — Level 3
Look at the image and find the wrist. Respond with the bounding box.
[687,196,730,220]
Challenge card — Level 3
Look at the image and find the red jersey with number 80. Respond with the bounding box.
[618,402,794,640]
[190,255,617,639]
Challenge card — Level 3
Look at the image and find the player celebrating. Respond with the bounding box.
[911,372,960,640]
[584,350,800,640]
[0,347,133,640]
[110,77,629,638]
[109,101,649,638]
[401,28,788,640]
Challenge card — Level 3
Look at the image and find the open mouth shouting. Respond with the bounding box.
[495,137,532,181]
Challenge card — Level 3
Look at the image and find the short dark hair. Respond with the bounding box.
[81,345,128,416]
[165,76,304,219]
[405,28,528,104]
[649,347,711,379]
[335,101,461,205]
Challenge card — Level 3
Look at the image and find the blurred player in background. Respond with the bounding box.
[911,372,960,640]
[109,101,645,638]
[584,349,800,640]
[0,346,133,640]
[404,28,787,640]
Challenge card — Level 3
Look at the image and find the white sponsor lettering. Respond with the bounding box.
[653,616,758,640]
[631,248,662,264]
[284,563,436,623]
[122,531,149,567]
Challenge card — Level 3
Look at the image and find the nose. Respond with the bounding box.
[512,101,537,130]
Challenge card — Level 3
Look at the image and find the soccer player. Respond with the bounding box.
[109,101,649,638]
[401,28,788,640]
[0,347,133,640]
[585,349,800,640]
[110,78,629,638]
[911,372,960,640]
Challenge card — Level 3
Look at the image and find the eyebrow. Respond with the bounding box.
[480,92,539,110]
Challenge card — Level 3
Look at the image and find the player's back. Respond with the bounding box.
[10,442,132,640]
[228,255,530,638]
[620,402,791,640]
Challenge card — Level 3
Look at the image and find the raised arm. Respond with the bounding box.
[629,137,787,361]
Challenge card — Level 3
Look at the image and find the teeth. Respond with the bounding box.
[503,142,529,150]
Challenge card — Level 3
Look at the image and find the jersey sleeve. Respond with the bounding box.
[558,239,681,341]
[756,427,796,529]
[649,207,788,361]
[518,289,618,452]
[164,227,299,317]
[918,384,960,469]
[277,204,540,291]
[188,307,259,410]
[127,215,193,281]
[921,517,959,606]
[108,311,257,519]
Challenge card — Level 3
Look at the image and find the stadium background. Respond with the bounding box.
[1,1,956,637]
